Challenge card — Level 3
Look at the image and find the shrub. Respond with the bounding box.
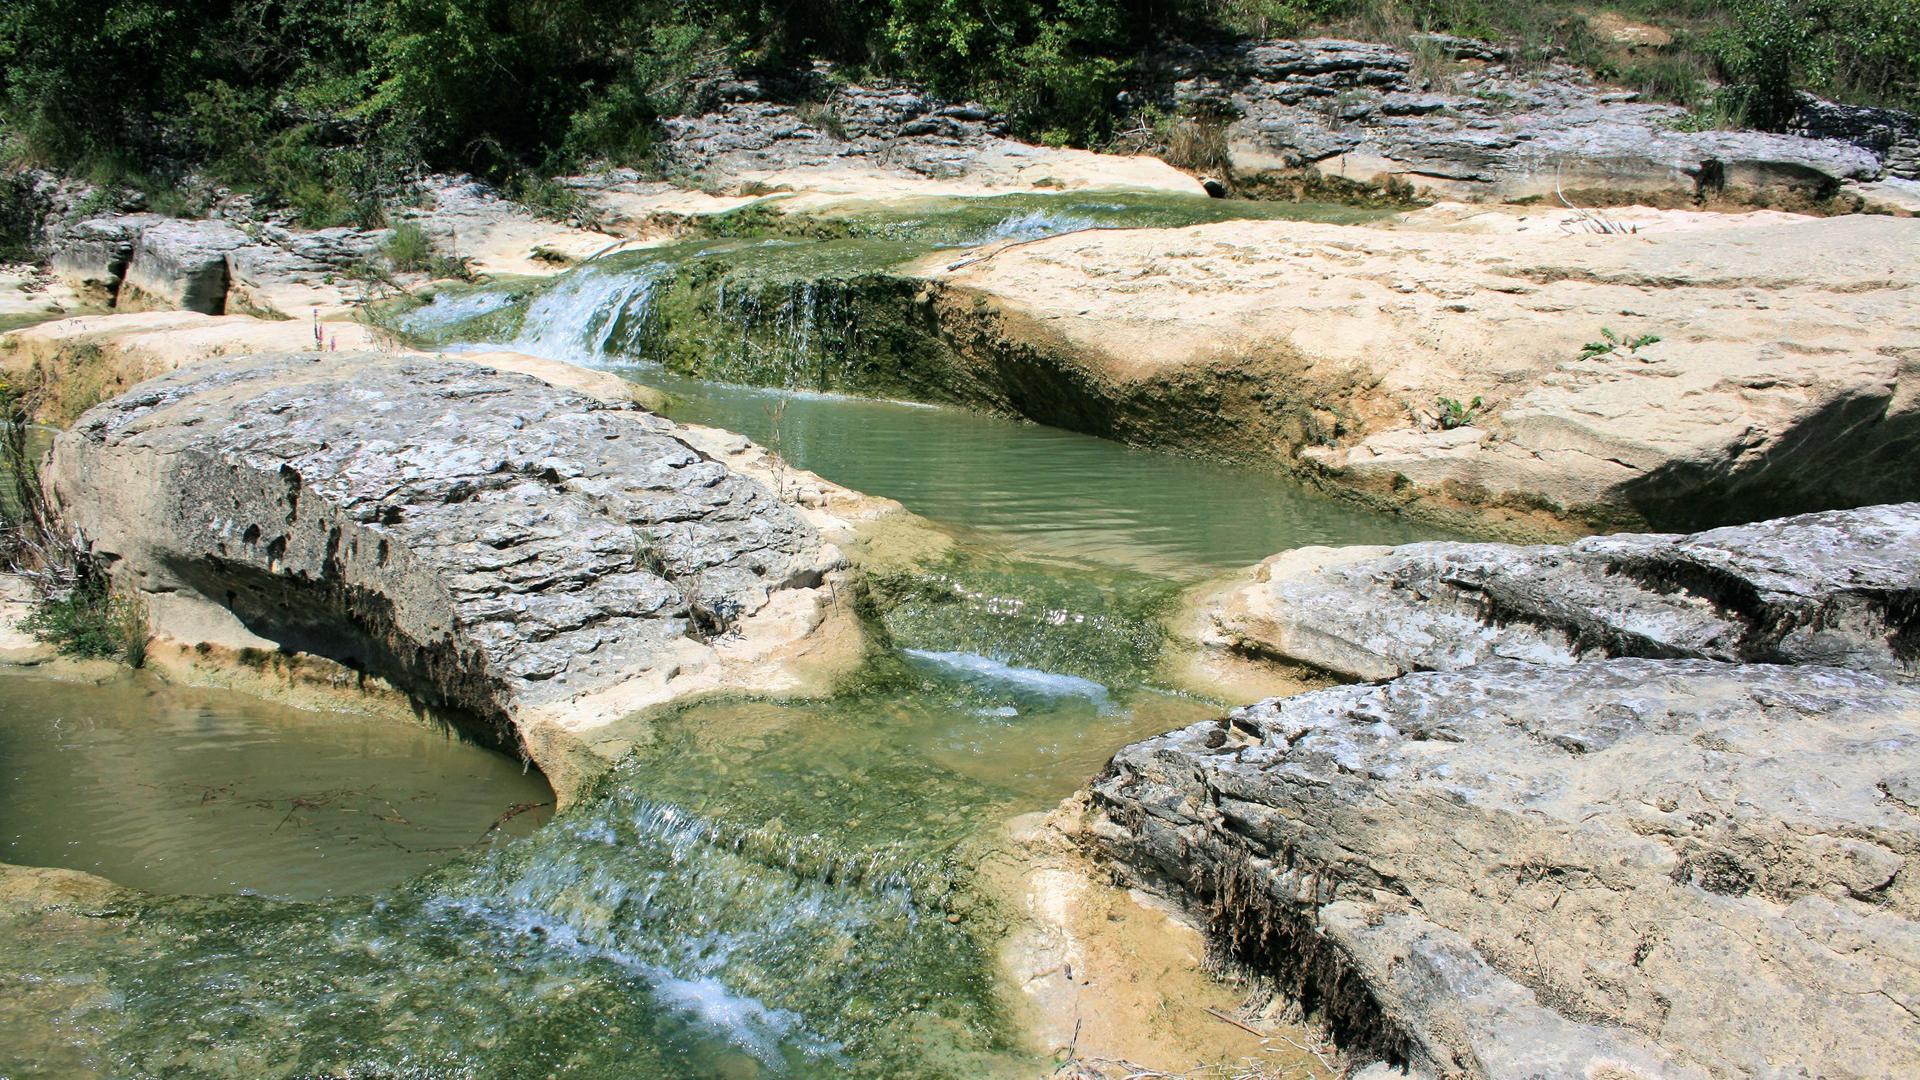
[21,576,149,665]
[384,220,434,272]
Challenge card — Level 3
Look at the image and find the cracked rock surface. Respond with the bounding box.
[46,352,847,754]
[1150,37,1895,200]
[1092,657,1920,1079]
[1208,503,1920,681]
[1098,504,1920,1077]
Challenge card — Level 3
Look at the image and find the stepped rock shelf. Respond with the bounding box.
[43,351,880,799]
[1091,503,1920,1079]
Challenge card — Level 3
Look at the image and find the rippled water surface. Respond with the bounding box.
[1,192,1450,1078]
[649,373,1452,575]
[0,671,552,898]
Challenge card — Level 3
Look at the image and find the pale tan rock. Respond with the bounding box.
[926,211,1920,530]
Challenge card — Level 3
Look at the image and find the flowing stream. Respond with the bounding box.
[1,193,1452,1078]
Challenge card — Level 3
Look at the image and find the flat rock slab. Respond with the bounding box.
[1210,503,1920,680]
[47,352,848,755]
[933,213,1920,531]
[1092,657,1920,1079]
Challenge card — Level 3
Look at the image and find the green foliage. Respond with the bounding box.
[21,576,149,665]
[0,171,39,261]
[383,220,434,272]
[1434,394,1483,429]
[1712,0,1827,129]
[1,0,1914,218]
[1581,327,1661,358]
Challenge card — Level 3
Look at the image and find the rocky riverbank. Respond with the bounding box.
[1090,502,1920,1078]
[1148,36,1916,205]
[35,351,913,801]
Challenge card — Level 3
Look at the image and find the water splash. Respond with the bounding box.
[394,288,519,334]
[512,261,669,365]
[903,649,1113,710]
[973,209,1100,245]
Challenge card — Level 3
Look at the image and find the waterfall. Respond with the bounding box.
[511,261,668,365]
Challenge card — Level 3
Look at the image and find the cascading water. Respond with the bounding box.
[2,189,1449,1079]
[510,260,671,365]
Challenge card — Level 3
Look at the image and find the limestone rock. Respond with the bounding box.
[929,211,1920,532]
[1148,38,1893,200]
[45,214,166,305]
[1207,503,1920,681]
[655,68,1202,198]
[46,353,856,769]
[1091,658,1920,1078]
[117,218,251,314]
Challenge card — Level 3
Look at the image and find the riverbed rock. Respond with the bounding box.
[43,214,167,306]
[117,218,251,314]
[1147,38,1893,200]
[44,352,866,792]
[1091,657,1920,1079]
[926,210,1920,533]
[1205,503,1920,681]
[656,67,1204,199]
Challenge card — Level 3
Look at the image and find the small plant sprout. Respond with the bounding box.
[1581,328,1663,359]
[1435,395,1484,430]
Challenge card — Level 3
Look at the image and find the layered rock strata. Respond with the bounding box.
[1204,503,1920,681]
[1092,657,1920,1078]
[1093,503,1920,1077]
[1150,37,1901,200]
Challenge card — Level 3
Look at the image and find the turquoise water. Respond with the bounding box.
[2,191,1444,1078]
[648,371,1449,575]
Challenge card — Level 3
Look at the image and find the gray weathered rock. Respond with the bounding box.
[1091,658,1920,1079]
[117,218,251,314]
[1147,38,1890,199]
[44,214,167,305]
[46,352,846,746]
[658,68,1013,182]
[1210,504,1920,681]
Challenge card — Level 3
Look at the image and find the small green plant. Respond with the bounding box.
[20,576,149,665]
[383,220,434,273]
[794,100,850,142]
[1581,328,1663,359]
[1435,395,1483,429]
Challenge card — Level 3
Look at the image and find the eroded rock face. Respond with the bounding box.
[117,218,251,314]
[931,212,1920,533]
[46,353,851,761]
[1209,503,1920,681]
[656,68,1201,196]
[1149,37,1892,199]
[1091,658,1920,1078]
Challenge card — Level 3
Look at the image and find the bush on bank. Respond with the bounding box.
[0,0,1913,219]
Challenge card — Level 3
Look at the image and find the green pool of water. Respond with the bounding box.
[650,371,1451,575]
[0,671,552,898]
[2,190,1454,1078]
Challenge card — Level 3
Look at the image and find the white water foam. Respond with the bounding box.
[512,263,667,365]
[902,649,1112,709]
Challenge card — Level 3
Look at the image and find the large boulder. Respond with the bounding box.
[1204,503,1920,681]
[1091,658,1920,1079]
[929,211,1920,533]
[45,353,861,789]
[45,214,167,306]
[117,218,251,314]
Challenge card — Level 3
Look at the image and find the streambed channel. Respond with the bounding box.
[2,193,1453,1078]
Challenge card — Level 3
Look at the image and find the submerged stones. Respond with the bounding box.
[45,352,858,782]
[1094,503,1920,1078]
